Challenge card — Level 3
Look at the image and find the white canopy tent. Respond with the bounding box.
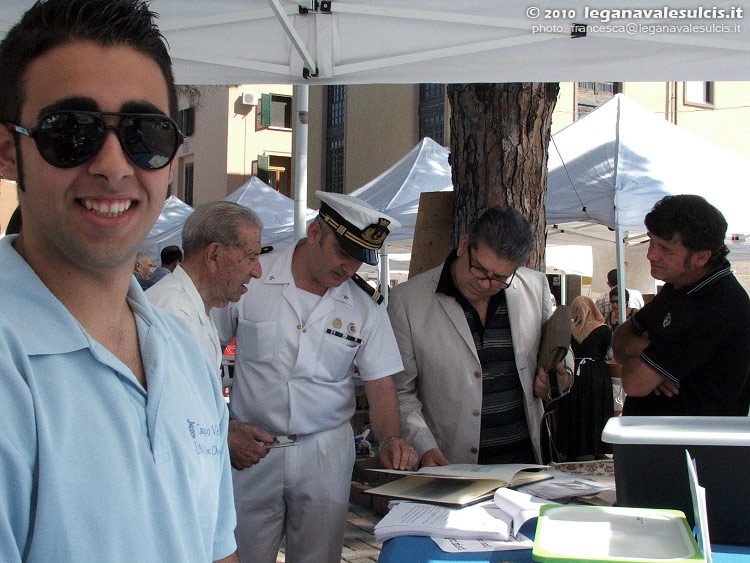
[140,196,194,262]
[349,138,453,241]
[545,93,750,314]
[547,93,749,234]
[5,1,749,85]
[224,176,318,250]
[140,177,318,262]
[348,137,452,288]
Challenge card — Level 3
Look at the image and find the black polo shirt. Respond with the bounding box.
[623,264,750,416]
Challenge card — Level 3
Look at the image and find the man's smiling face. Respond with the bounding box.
[3,40,174,275]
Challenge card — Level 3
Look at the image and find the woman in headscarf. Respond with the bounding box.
[553,296,614,461]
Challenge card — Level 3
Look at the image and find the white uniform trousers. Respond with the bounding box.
[233,421,355,563]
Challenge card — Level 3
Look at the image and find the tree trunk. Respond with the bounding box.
[448,83,559,272]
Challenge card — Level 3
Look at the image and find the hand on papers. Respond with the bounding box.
[419,448,450,467]
[228,420,273,470]
[380,437,419,470]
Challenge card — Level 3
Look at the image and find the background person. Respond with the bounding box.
[604,286,636,333]
[0,0,238,561]
[554,296,613,461]
[149,243,183,285]
[134,250,154,289]
[387,206,573,467]
[595,267,644,318]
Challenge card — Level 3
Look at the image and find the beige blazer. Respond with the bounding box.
[387,263,567,464]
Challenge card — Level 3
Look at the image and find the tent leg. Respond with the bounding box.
[615,226,627,325]
[379,244,390,306]
[294,85,309,241]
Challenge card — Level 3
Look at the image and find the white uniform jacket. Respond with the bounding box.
[387,263,569,464]
[212,244,403,437]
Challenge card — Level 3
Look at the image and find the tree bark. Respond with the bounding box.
[448,83,559,272]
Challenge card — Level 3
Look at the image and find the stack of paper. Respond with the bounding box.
[373,500,512,543]
[374,488,553,545]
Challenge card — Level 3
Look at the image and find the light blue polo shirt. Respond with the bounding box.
[0,235,236,562]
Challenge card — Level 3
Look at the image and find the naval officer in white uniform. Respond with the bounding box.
[212,191,417,563]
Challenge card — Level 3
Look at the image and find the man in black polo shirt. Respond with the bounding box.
[613,195,750,416]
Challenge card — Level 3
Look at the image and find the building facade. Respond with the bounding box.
[172,84,294,206]
[303,81,750,210]
[2,81,748,237]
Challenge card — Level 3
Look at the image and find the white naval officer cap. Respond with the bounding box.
[315,190,400,266]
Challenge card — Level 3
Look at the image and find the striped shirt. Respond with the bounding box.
[436,253,535,464]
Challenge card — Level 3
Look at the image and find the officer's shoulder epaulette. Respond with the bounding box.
[350,273,384,305]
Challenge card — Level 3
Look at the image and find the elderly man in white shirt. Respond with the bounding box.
[147,201,264,373]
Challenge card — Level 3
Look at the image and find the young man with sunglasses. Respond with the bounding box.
[0,1,238,561]
[388,206,573,467]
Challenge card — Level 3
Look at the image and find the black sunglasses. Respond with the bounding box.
[6,110,183,171]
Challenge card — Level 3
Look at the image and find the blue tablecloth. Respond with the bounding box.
[380,529,750,563]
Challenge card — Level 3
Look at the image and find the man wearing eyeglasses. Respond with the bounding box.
[388,206,573,467]
[0,1,238,562]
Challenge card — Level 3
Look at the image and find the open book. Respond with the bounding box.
[374,488,550,544]
[366,463,549,506]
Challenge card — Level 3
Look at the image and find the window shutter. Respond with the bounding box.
[257,154,270,183]
[261,93,272,127]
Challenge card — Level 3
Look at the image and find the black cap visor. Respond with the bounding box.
[336,233,378,266]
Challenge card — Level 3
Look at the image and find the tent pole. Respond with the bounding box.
[293,85,309,241]
[379,244,390,306]
[615,225,627,325]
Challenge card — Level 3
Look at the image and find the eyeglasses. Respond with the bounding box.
[6,110,183,171]
[466,245,516,289]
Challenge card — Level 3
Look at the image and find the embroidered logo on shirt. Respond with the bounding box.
[187,419,222,455]
[663,313,672,328]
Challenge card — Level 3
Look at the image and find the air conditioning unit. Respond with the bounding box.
[242,92,259,106]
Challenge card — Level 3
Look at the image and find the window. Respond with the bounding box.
[325,86,346,194]
[326,138,345,194]
[257,93,293,130]
[419,84,445,145]
[256,155,292,197]
[177,107,195,137]
[576,82,621,119]
[183,161,194,206]
[684,81,714,107]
